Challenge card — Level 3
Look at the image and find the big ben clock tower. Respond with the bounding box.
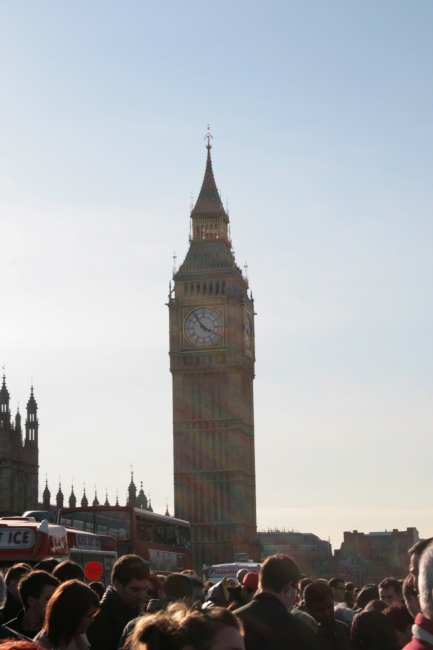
[168,130,257,569]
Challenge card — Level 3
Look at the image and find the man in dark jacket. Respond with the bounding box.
[234,554,319,650]
[6,570,59,639]
[304,581,351,650]
[87,554,150,650]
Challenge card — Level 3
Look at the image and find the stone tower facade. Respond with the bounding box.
[0,376,39,515]
[168,136,257,569]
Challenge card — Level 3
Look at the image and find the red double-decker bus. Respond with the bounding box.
[58,506,193,574]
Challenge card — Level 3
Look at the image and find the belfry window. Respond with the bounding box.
[184,283,188,295]
[203,282,207,295]
[190,283,194,295]
[209,282,213,295]
[215,282,219,294]
[196,283,201,295]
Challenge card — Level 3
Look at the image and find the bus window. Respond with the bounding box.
[59,511,94,533]
[165,524,175,546]
[136,516,155,543]
[155,524,165,544]
[183,527,191,549]
[175,526,184,547]
[95,511,131,541]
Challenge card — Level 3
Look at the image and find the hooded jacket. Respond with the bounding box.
[86,586,141,650]
[403,614,433,649]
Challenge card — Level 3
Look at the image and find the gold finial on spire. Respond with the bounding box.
[204,124,213,149]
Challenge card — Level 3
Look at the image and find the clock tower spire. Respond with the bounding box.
[168,132,257,570]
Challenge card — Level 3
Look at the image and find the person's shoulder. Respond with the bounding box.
[335,619,350,631]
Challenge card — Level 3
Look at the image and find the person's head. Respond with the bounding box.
[0,642,41,650]
[383,603,414,648]
[299,578,312,600]
[351,610,399,650]
[241,573,258,603]
[345,582,355,594]
[418,540,433,620]
[304,581,334,628]
[43,579,99,647]
[190,577,204,603]
[142,573,163,604]
[111,555,151,609]
[364,599,388,613]
[403,573,420,619]
[127,601,244,650]
[182,570,199,580]
[5,564,32,603]
[33,559,59,574]
[355,585,380,610]
[89,581,105,600]
[258,554,300,611]
[163,574,194,600]
[236,569,249,584]
[408,537,433,578]
[379,578,402,606]
[328,578,346,603]
[52,560,85,583]
[18,570,60,624]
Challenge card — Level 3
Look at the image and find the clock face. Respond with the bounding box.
[184,308,223,347]
[244,312,253,351]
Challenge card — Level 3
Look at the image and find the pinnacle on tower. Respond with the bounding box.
[43,477,51,511]
[0,373,10,413]
[165,501,170,517]
[81,486,88,508]
[56,480,64,510]
[104,490,110,507]
[92,488,99,507]
[137,481,148,510]
[115,491,119,507]
[127,469,137,507]
[69,483,77,508]
[191,127,227,218]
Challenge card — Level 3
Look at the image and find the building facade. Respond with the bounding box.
[0,375,39,515]
[259,530,333,578]
[168,136,257,569]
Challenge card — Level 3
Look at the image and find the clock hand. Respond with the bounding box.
[196,316,212,333]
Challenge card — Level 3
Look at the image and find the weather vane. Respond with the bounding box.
[204,124,213,148]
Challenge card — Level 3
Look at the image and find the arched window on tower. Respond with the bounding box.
[215,282,219,294]
[209,282,213,295]
[196,283,201,295]
[190,283,194,295]
[203,282,207,295]
[184,283,188,295]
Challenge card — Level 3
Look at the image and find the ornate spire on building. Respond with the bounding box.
[136,482,148,510]
[115,490,119,507]
[104,489,110,506]
[148,495,153,512]
[81,485,88,507]
[25,384,38,444]
[43,477,51,510]
[0,373,10,416]
[15,406,22,443]
[56,480,64,510]
[165,501,170,517]
[126,469,137,507]
[92,488,99,507]
[69,483,76,508]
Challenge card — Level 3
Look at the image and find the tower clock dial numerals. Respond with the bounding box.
[184,308,223,347]
[244,312,253,352]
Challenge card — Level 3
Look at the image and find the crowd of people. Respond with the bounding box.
[0,537,432,650]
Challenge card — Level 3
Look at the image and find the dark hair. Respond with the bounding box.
[328,578,345,589]
[402,574,417,601]
[52,560,85,583]
[44,579,99,647]
[163,574,193,599]
[5,564,31,586]
[304,581,332,607]
[355,585,380,610]
[18,570,60,611]
[89,581,105,599]
[33,558,59,574]
[300,578,313,591]
[408,537,433,557]
[383,603,414,634]
[379,578,402,597]
[351,610,399,650]
[128,602,242,650]
[364,599,388,612]
[112,554,150,587]
[345,582,355,592]
[259,554,301,593]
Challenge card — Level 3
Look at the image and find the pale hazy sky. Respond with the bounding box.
[1,1,432,550]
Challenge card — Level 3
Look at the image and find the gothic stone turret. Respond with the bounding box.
[0,376,39,515]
